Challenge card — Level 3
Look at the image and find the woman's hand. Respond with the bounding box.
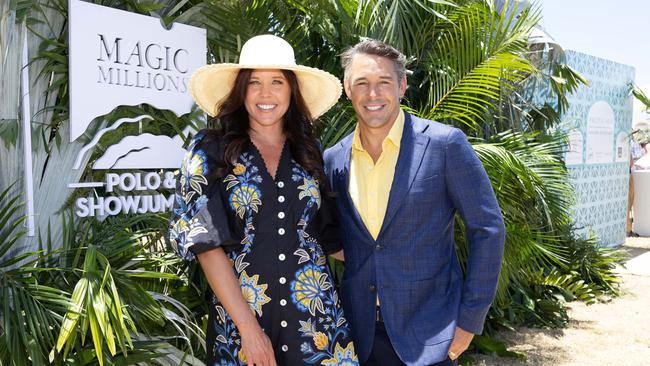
[239,322,277,366]
[197,249,277,365]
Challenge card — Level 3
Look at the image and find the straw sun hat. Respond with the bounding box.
[189,34,342,119]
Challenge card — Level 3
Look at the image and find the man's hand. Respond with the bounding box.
[447,327,474,360]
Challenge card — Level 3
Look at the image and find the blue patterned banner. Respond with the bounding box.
[562,50,634,247]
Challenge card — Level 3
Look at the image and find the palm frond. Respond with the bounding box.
[352,0,452,56]
[0,186,71,366]
[424,1,539,130]
[632,84,650,112]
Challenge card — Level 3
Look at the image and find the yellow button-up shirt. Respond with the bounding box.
[349,110,404,239]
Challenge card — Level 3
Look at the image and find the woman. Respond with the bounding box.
[170,35,358,366]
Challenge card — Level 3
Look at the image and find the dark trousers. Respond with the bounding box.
[362,321,457,366]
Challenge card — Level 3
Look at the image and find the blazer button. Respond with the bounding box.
[368,284,376,292]
[375,244,383,251]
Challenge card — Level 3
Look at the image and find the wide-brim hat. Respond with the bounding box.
[189,34,342,119]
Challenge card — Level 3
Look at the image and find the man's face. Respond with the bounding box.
[344,53,407,131]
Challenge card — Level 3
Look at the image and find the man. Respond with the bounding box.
[324,39,505,366]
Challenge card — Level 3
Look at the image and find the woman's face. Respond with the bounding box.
[245,69,292,129]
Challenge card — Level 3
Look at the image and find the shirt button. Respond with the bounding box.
[279,277,286,284]
[277,181,285,188]
[278,211,285,219]
[278,254,286,261]
[281,320,288,328]
[278,195,285,203]
[280,299,287,306]
[278,228,285,235]
[281,345,288,352]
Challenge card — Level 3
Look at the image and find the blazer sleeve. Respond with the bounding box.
[444,128,506,334]
[169,132,239,261]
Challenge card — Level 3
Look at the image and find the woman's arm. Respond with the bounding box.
[197,248,277,366]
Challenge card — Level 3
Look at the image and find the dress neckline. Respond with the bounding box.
[248,138,288,182]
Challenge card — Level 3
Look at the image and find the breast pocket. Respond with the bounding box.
[410,173,441,195]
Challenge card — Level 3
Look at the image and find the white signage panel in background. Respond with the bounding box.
[565,129,584,165]
[615,132,629,163]
[585,101,615,164]
[67,0,207,218]
[68,0,206,142]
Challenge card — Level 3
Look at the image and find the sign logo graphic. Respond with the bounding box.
[68,0,207,217]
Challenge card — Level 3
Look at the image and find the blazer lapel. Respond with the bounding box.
[337,137,376,242]
[377,113,429,239]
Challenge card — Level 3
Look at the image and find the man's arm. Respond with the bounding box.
[444,128,506,356]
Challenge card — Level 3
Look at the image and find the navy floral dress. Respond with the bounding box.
[169,131,359,366]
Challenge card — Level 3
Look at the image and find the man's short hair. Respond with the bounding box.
[341,39,407,81]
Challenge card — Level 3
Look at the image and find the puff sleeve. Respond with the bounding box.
[169,132,238,260]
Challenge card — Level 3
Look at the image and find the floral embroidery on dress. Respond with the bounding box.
[224,153,263,219]
[291,161,327,266]
[291,264,332,316]
[223,152,263,259]
[213,303,242,364]
[321,342,359,366]
[169,216,208,256]
[239,270,271,317]
[170,137,211,260]
[298,318,359,365]
[180,149,209,203]
[228,184,262,218]
[293,163,321,209]
[286,160,359,364]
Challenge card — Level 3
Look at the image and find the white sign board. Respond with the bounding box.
[586,101,615,164]
[67,0,206,218]
[566,129,584,165]
[68,0,206,142]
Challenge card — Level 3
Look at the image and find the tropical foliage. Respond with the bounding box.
[632,85,650,144]
[0,0,625,364]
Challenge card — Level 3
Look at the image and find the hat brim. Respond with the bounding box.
[189,63,342,119]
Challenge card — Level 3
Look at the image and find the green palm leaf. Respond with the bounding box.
[425,1,539,129]
[0,185,71,365]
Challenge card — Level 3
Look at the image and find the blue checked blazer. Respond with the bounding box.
[324,112,505,366]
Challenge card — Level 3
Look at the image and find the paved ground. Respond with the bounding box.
[470,237,650,366]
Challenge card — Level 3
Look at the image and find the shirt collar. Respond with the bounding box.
[352,109,405,152]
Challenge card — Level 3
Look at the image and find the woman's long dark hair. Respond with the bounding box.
[200,69,329,191]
